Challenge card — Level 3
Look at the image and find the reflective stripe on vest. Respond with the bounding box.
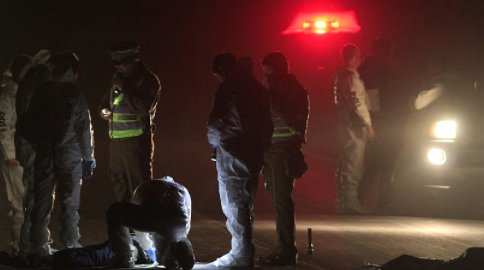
[272,126,298,138]
[109,92,145,139]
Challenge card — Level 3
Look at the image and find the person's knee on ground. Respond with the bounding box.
[171,238,195,270]
[106,203,136,267]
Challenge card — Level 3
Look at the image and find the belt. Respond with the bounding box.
[110,136,141,142]
[273,127,300,138]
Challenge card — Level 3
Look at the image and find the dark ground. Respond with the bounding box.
[2,196,484,270]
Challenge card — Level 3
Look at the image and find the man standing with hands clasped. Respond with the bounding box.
[258,52,309,267]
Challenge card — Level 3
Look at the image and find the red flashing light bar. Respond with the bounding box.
[282,10,361,35]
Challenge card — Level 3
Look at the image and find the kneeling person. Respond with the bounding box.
[107,177,195,269]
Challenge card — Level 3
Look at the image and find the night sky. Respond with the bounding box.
[1,0,484,218]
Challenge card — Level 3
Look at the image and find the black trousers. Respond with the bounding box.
[106,202,189,264]
[109,133,153,202]
[359,116,404,209]
[16,136,36,253]
[262,140,300,257]
[30,143,82,255]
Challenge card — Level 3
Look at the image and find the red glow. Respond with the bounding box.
[282,11,361,35]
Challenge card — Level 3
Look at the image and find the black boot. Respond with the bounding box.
[257,253,297,266]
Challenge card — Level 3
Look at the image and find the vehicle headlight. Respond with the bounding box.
[427,148,447,165]
[430,120,457,140]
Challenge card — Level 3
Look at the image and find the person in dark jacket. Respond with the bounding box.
[358,38,405,212]
[107,177,194,269]
[18,52,95,256]
[99,41,161,260]
[14,49,53,255]
[99,41,161,202]
[207,53,273,268]
[257,52,309,266]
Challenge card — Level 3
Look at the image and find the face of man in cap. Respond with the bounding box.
[114,57,139,77]
[109,41,141,77]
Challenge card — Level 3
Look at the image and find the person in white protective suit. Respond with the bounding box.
[0,54,33,255]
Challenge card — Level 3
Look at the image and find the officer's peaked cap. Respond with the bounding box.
[108,41,141,64]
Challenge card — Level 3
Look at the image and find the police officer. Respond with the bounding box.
[258,52,309,266]
[107,177,195,269]
[18,52,95,256]
[334,44,375,215]
[99,41,161,261]
[100,41,161,202]
[0,54,32,255]
[207,53,273,268]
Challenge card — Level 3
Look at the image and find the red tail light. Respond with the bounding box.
[283,11,361,35]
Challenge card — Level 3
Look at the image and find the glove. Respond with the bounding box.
[82,159,96,181]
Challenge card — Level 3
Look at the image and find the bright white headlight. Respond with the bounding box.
[427,148,447,165]
[431,120,457,140]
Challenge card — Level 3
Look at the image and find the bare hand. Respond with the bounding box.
[100,108,112,120]
[368,125,376,141]
[7,159,20,167]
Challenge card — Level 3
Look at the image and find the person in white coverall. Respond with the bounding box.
[0,54,33,254]
[334,44,375,215]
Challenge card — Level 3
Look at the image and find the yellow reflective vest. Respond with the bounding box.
[109,90,145,139]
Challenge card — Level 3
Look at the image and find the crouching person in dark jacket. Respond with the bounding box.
[107,177,195,269]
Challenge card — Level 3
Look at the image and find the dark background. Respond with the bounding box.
[1,0,484,221]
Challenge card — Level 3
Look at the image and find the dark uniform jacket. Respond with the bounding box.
[207,74,273,150]
[18,81,94,160]
[14,64,52,160]
[358,56,403,116]
[267,74,309,143]
[131,179,191,222]
[100,62,161,137]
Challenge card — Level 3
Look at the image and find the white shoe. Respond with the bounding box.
[208,253,253,268]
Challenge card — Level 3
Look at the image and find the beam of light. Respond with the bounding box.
[254,218,484,237]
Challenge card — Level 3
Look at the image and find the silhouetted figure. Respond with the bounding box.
[14,49,53,255]
[258,52,309,267]
[18,52,95,256]
[207,53,273,268]
[358,38,406,211]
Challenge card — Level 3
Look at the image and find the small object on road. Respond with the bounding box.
[307,227,314,255]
